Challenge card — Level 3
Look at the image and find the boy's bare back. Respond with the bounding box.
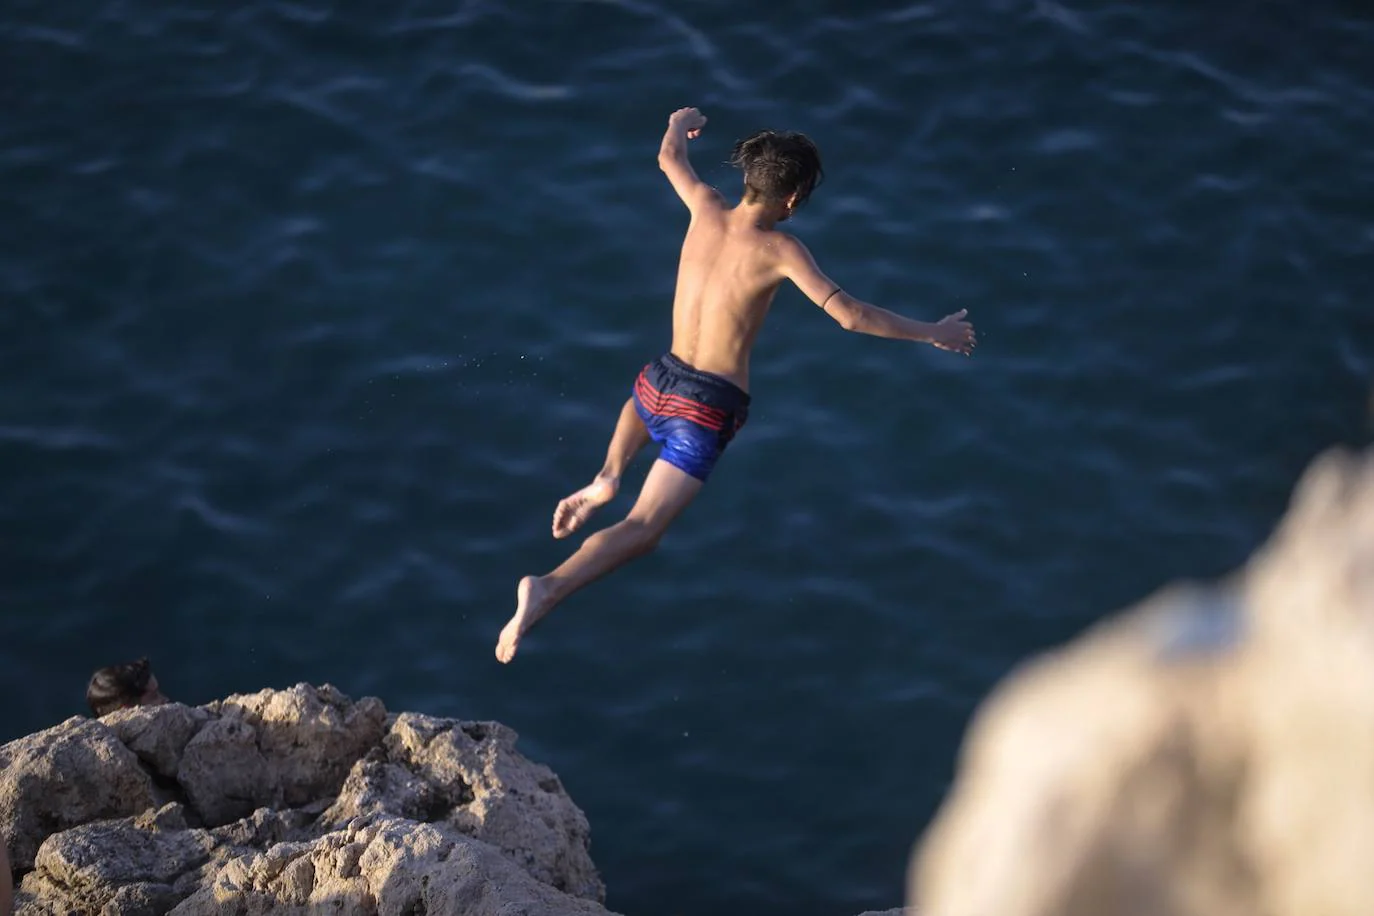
[667,198,792,392]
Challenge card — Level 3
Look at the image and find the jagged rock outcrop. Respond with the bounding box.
[18,806,224,915]
[0,683,613,916]
[909,446,1374,916]
[320,712,602,899]
[0,718,154,869]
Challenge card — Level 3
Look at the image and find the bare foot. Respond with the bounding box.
[552,475,618,539]
[496,576,550,664]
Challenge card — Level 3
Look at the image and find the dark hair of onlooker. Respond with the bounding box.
[86,657,166,717]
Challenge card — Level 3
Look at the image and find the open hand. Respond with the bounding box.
[670,106,707,139]
[931,308,976,355]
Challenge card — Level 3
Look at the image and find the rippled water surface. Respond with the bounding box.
[3,2,1371,913]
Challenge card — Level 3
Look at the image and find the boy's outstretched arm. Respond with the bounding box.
[658,107,721,213]
[778,235,977,355]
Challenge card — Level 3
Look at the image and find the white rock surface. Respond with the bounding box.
[0,718,153,869]
[909,447,1374,916]
[2,684,612,915]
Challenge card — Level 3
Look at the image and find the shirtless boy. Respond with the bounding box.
[495,106,976,663]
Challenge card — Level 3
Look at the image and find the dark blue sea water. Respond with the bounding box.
[3,1,1371,913]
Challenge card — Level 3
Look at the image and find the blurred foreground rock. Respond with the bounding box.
[1,684,612,915]
[910,446,1374,916]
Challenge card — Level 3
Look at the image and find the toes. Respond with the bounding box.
[553,500,594,538]
[551,501,577,536]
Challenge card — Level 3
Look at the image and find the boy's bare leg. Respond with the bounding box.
[552,398,651,539]
[498,459,703,663]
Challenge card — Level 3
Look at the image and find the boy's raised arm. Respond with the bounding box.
[657,107,721,213]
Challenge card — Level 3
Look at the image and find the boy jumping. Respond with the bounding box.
[496,107,976,663]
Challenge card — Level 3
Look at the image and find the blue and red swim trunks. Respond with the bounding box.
[631,352,751,482]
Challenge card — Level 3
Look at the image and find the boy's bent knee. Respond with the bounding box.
[634,519,666,553]
[621,517,666,555]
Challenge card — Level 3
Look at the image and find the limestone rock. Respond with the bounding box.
[2,840,11,916]
[133,802,190,833]
[177,715,272,827]
[170,816,616,916]
[323,713,605,902]
[105,704,210,782]
[176,684,386,827]
[4,684,610,915]
[211,683,388,810]
[19,816,217,914]
[909,447,1374,916]
[206,806,317,852]
[0,717,153,869]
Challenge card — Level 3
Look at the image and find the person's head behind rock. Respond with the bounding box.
[86,658,168,717]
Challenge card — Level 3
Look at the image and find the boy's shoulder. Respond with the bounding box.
[767,229,810,256]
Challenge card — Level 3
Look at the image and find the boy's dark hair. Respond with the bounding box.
[86,657,153,717]
[729,129,825,209]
